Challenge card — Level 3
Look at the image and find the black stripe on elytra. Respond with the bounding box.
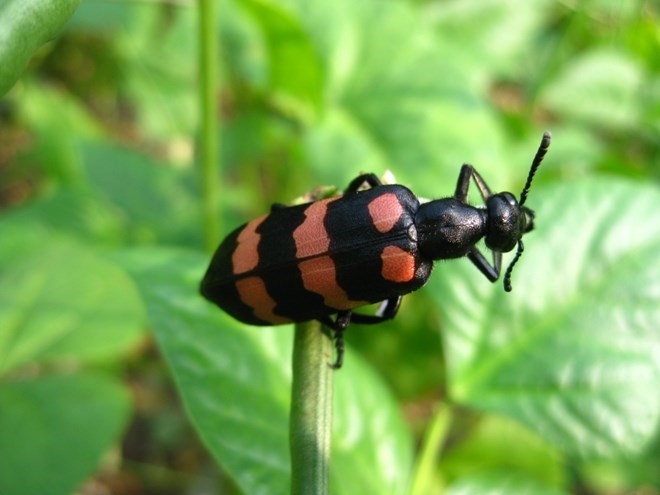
[256,203,330,322]
[326,185,426,302]
[200,226,271,325]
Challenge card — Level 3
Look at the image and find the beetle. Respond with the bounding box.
[201,132,551,368]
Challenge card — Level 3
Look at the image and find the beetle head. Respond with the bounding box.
[484,192,532,253]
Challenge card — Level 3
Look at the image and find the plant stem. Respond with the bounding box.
[409,404,452,495]
[290,321,334,495]
[198,0,220,252]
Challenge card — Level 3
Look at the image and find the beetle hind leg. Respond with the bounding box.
[320,297,402,368]
[350,296,402,324]
[345,173,383,193]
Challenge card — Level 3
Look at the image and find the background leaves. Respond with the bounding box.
[1,0,658,494]
[0,373,131,495]
[431,179,660,459]
[117,248,413,495]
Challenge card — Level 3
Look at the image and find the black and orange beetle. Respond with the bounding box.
[201,132,551,368]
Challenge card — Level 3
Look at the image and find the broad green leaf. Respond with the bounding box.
[579,437,660,494]
[275,0,525,188]
[3,187,125,245]
[427,0,550,78]
[114,5,198,141]
[17,82,100,184]
[447,469,570,495]
[238,0,324,120]
[0,0,81,96]
[0,373,131,495]
[80,141,200,245]
[68,2,197,141]
[0,222,144,374]
[118,247,413,495]
[430,178,660,458]
[541,50,645,130]
[441,415,565,487]
[332,359,413,495]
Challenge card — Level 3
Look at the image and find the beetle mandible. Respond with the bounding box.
[201,132,551,368]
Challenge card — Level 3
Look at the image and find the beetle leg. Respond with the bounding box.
[319,311,352,369]
[455,165,493,202]
[377,296,402,319]
[326,297,402,368]
[330,327,346,369]
[467,247,501,282]
[349,296,402,324]
[345,173,383,193]
[270,202,287,211]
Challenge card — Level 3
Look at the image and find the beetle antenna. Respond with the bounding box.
[503,131,551,291]
[519,131,551,207]
[503,240,523,292]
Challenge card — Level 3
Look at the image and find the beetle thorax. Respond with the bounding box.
[416,198,488,260]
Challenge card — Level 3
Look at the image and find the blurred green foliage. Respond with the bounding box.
[0,0,658,494]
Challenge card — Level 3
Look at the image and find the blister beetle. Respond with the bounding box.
[201,132,551,368]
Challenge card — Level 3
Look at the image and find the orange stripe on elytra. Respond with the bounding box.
[381,246,415,283]
[232,215,268,275]
[292,198,337,258]
[235,276,292,324]
[298,256,367,310]
[294,198,367,310]
[368,193,403,233]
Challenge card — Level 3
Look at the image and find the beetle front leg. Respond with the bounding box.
[455,165,493,202]
[467,247,502,282]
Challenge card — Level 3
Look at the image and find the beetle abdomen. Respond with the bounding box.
[200,185,431,325]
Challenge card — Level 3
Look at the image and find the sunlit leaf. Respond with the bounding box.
[0,222,144,374]
[0,373,131,495]
[441,415,565,487]
[541,50,644,130]
[0,0,81,95]
[447,469,570,495]
[238,0,324,120]
[430,179,660,458]
[118,247,413,495]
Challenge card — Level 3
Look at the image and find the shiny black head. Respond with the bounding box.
[501,131,551,291]
[484,192,532,253]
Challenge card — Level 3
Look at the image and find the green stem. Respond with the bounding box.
[409,404,452,495]
[290,321,334,495]
[198,0,220,252]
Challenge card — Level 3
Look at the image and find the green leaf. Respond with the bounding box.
[0,373,131,495]
[541,50,645,130]
[118,247,413,495]
[80,141,200,245]
[275,0,512,188]
[447,469,570,495]
[428,0,550,78]
[16,82,100,185]
[238,0,324,120]
[430,178,660,458]
[0,222,144,374]
[3,187,125,245]
[332,357,413,495]
[0,0,81,96]
[441,415,565,487]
